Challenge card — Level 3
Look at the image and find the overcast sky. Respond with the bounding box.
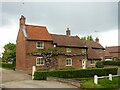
[0,0,119,54]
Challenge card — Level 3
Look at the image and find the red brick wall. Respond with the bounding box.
[57,55,84,69]
[56,47,86,69]
[25,40,54,71]
[16,30,87,71]
[16,29,27,70]
[86,60,98,68]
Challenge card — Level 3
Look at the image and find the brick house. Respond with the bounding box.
[104,46,120,60]
[82,39,105,68]
[16,16,104,72]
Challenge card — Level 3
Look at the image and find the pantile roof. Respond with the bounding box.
[106,46,120,53]
[51,34,85,47]
[25,25,52,41]
[87,48,101,59]
[81,40,104,49]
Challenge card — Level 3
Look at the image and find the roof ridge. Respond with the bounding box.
[25,24,46,28]
[107,46,120,48]
[51,33,79,38]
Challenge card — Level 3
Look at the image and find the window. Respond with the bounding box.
[36,57,44,66]
[66,48,71,53]
[66,58,72,66]
[90,60,94,64]
[99,49,103,53]
[82,49,86,54]
[36,41,44,49]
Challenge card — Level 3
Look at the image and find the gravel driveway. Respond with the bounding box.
[1,68,76,88]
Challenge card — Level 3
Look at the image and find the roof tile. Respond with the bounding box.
[25,25,52,41]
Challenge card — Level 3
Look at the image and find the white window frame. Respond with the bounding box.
[36,41,44,49]
[66,58,72,66]
[36,57,45,66]
[66,48,71,53]
[81,49,86,54]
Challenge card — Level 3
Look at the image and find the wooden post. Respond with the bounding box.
[32,66,36,80]
[109,74,112,81]
[117,68,120,76]
[94,75,98,84]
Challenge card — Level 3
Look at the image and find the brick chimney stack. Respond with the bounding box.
[95,37,99,43]
[20,15,26,28]
[66,28,71,36]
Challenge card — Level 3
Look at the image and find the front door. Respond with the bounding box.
[82,59,86,69]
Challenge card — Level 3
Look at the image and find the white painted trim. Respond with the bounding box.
[66,48,71,53]
[66,58,72,66]
[36,57,45,66]
[36,41,44,49]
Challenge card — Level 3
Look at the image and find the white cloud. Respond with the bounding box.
[99,30,118,47]
[0,23,19,54]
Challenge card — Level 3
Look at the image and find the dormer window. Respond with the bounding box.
[66,48,71,53]
[36,41,44,49]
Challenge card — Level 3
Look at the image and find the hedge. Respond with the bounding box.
[48,68,117,78]
[103,61,120,66]
[1,62,15,69]
[34,71,48,80]
[96,61,104,68]
[34,68,118,80]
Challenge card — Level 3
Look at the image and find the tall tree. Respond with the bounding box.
[2,43,16,63]
[81,36,94,41]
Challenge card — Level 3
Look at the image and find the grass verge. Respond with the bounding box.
[79,77,120,89]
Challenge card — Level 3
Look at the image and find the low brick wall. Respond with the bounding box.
[47,77,81,88]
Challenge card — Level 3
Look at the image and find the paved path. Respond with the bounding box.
[1,68,76,88]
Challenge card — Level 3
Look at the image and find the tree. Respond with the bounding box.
[89,35,94,41]
[81,35,94,41]
[81,37,86,40]
[2,43,16,63]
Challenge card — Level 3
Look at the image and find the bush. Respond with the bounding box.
[1,62,15,69]
[96,61,104,68]
[103,61,120,66]
[49,68,117,78]
[34,68,118,80]
[34,71,48,80]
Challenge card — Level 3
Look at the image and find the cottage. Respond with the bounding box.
[81,39,105,68]
[16,16,104,72]
[104,46,120,60]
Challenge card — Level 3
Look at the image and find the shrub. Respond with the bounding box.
[1,62,15,69]
[96,61,104,68]
[34,71,48,80]
[103,61,120,66]
[34,68,118,80]
[48,68,117,78]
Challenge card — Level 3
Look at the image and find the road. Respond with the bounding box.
[1,68,76,88]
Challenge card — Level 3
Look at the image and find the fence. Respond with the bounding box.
[94,68,120,84]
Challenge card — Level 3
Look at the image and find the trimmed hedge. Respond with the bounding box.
[34,71,48,80]
[103,61,120,66]
[48,68,117,78]
[96,61,104,68]
[1,63,15,69]
[34,68,118,80]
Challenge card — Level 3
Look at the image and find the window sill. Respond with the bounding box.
[66,65,72,66]
[36,47,44,49]
[36,64,45,66]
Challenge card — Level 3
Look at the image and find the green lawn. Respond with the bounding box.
[74,77,120,89]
